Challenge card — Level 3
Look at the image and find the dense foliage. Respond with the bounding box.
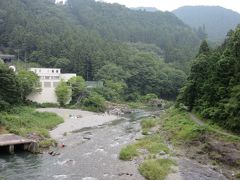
[82,92,106,112]
[0,64,21,109]
[67,0,200,69]
[67,76,86,103]
[55,80,72,106]
[17,70,40,101]
[178,26,240,133]
[0,63,40,109]
[0,0,195,99]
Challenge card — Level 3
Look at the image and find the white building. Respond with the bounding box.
[27,68,76,104]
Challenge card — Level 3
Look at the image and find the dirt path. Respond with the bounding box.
[189,113,238,138]
[189,113,205,126]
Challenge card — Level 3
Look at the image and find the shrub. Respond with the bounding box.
[125,92,141,102]
[93,80,126,102]
[119,145,138,160]
[139,159,175,180]
[141,118,157,129]
[0,98,10,111]
[55,80,71,106]
[82,92,106,112]
[140,93,158,103]
[39,139,57,148]
[135,135,169,154]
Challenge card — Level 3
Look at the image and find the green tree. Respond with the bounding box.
[178,26,240,133]
[0,64,21,108]
[198,40,210,55]
[54,58,70,69]
[68,76,86,103]
[17,70,40,101]
[55,80,71,106]
[95,63,129,82]
[82,92,106,112]
[94,80,126,102]
[126,52,158,96]
[225,85,240,131]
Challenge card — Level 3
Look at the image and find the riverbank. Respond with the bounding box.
[37,108,118,140]
[0,106,64,148]
[160,108,240,179]
[119,107,240,179]
[0,108,149,180]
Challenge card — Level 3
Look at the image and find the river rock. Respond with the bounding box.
[28,142,39,153]
[159,150,166,156]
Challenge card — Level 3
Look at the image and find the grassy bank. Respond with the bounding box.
[161,108,240,179]
[119,107,240,179]
[141,118,157,135]
[119,117,175,180]
[0,106,63,148]
[139,159,175,180]
[161,108,209,144]
[119,134,170,161]
[161,108,240,143]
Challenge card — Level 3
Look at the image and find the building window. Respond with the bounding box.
[44,82,51,88]
[39,69,41,73]
[45,76,50,80]
[53,82,59,88]
[52,76,59,80]
[56,70,59,73]
[52,70,54,73]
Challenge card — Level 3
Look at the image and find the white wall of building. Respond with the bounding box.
[27,68,76,104]
[60,73,76,81]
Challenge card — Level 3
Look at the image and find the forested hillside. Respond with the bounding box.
[173,6,240,42]
[67,0,200,68]
[178,26,240,133]
[0,0,201,100]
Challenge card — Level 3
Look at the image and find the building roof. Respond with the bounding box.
[0,54,15,60]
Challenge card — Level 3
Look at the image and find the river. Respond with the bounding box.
[0,109,227,180]
[0,110,148,180]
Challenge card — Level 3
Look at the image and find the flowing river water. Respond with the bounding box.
[0,110,227,180]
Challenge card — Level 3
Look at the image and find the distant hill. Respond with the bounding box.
[131,7,159,12]
[0,0,200,75]
[173,6,240,41]
[67,0,200,68]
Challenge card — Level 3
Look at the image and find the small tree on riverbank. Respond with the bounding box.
[17,70,41,101]
[82,92,106,112]
[55,80,71,107]
[0,64,21,110]
[67,76,86,104]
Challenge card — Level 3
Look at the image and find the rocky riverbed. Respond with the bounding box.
[0,108,229,180]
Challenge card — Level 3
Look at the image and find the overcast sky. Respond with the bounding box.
[98,0,240,13]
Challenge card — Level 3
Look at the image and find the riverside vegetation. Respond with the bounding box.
[119,108,240,179]
[0,106,63,148]
[119,116,175,180]
[178,25,240,133]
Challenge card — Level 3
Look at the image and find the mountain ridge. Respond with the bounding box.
[173,5,240,41]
